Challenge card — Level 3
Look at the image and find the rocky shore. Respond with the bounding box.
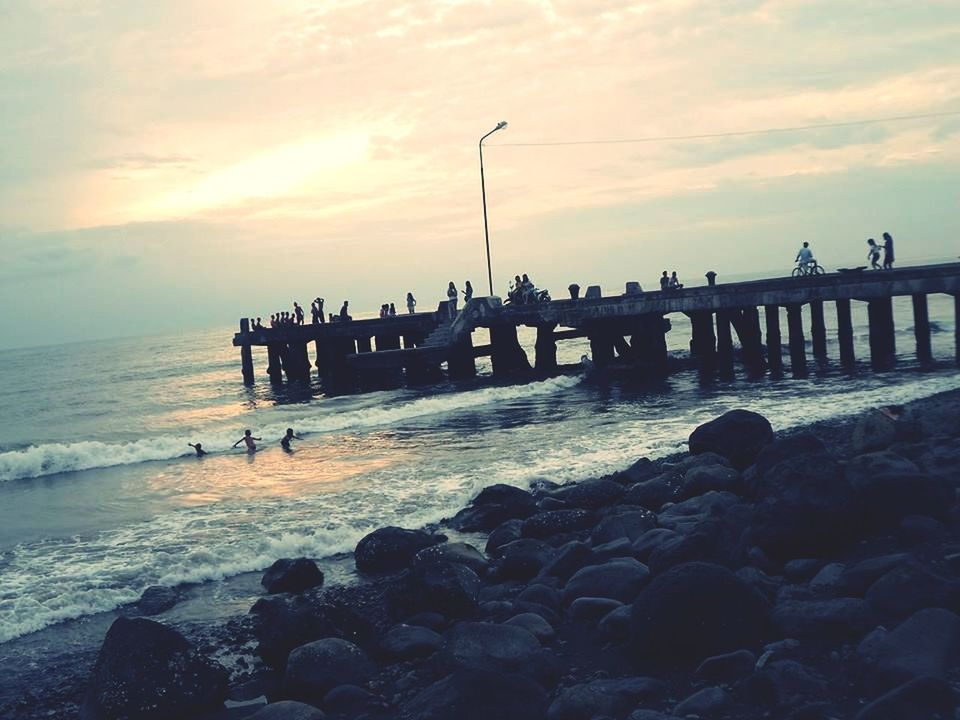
[19,389,960,719]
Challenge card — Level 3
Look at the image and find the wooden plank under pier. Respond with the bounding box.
[232,262,960,389]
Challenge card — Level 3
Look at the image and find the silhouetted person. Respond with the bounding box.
[389,302,397,316]
[795,241,814,271]
[280,428,302,451]
[270,314,276,328]
[379,303,389,318]
[660,271,669,291]
[311,301,320,324]
[339,301,351,321]
[882,231,895,269]
[406,292,417,314]
[255,317,263,330]
[187,442,207,457]
[294,302,304,325]
[867,238,881,269]
[233,429,261,453]
[447,282,458,316]
[316,298,325,323]
[463,280,473,303]
[669,271,683,289]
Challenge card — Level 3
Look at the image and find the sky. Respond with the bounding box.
[1,0,959,349]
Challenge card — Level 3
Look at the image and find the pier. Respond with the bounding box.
[233,263,960,390]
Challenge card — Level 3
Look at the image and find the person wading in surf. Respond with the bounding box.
[280,428,302,451]
[233,429,262,453]
[187,442,207,457]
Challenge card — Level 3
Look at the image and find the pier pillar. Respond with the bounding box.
[375,334,402,352]
[786,303,808,378]
[867,297,896,371]
[715,311,735,380]
[403,332,426,349]
[535,324,558,373]
[764,305,783,377]
[239,319,254,385]
[294,343,312,381]
[322,337,358,391]
[357,336,372,353]
[448,335,477,379]
[732,307,765,378]
[314,339,324,376]
[490,324,531,375]
[912,293,932,366]
[266,343,284,384]
[688,311,716,377]
[836,299,855,371]
[587,324,616,368]
[630,314,669,378]
[810,300,827,361]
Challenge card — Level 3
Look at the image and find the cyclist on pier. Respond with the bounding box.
[795,242,815,272]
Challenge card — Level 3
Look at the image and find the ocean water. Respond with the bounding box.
[0,293,958,647]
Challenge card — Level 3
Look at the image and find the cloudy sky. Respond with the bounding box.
[2,0,959,348]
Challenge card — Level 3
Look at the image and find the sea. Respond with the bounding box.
[0,287,958,680]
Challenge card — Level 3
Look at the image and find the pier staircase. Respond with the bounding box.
[419,317,455,349]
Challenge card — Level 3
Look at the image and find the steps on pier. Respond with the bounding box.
[420,318,455,348]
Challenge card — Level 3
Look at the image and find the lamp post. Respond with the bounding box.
[479,121,507,297]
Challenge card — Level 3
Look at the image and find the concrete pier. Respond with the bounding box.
[715,311,735,380]
[764,305,783,377]
[867,297,896,371]
[535,324,558,373]
[732,307,765,378]
[786,303,807,378]
[239,319,254,385]
[490,324,531,375]
[912,293,932,366]
[688,311,717,377]
[835,299,855,371]
[810,300,827,361]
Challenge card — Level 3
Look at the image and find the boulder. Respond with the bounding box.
[631,528,679,562]
[694,649,756,683]
[840,554,910,595]
[688,410,774,470]
[622,474,681,510]
[521,510,595,540]
[673,687,731,717]
[590,508,657,545]
[750,433,827,481]
[440,621,542,674]
[399,669,547,720]
[569,597,623,624]
[322,685,385,717]
[379,624,443,661]
[627,712,677,720]
[448,485,538,532]
[853,676,956,720]
[851,409,898,454]
[754,660,828,709]
[630,562,770,671]
[497,539,557,581]
[283,638,374,706]
[845,452,951,529]
[563,557,650,604]
[860,608,960,687]
[546,677,664,720]
[591,537,634,560]
[80,617,228,720]
[248,701,326,720]
[550,479,626,509]
[504,613,555,643]
[474,483,538,510]
[864,562,960,620]
[354,527,446,574]
[619,457,660,484]
[392,561,481,618]
[537,541,595,583]
[517,584,561,612]
[137,585,178,616]
[486,519,523,556]
[808,563,846,596]
[250,595,336,669]
[412,542,489,576]
[261,558,325,595]
[681,464,742,498]
[597,604,632,642]
[771,598,873,641]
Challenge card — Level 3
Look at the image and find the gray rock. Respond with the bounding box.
[393,561,481,618]
[627,712,677,720]
[865,562,960,620]
[851,410,897,454]
[517,583,561,611]
[569,597,623,624]
[521,509,596,540]
[504,613,555,643]
[846,451,951,528]
[598,604,632,642]
[682,464,742,497]
[694,649,756,683]
[537,541,595,583]
[688,409,774,470]
[448,485,537,532]
[853,676,956,720]
[591,509,657,545]
[379,624,443,661]
[808,563,846,596]
[782,559,823,583]
[591,537,635,560]
[283,638,374,706]
[247,701,326,720]
[673,687,731,717]
[563,557,650,604]
[354,526,446,574]
[440,621,541,674]
[772,598,873,640]
[399,669,547,720]
[137,585,178,615]
[497,539,556,581]
[322,685,385,717]
[861,607,960,687]
[841,553,910,594]
[261,558,325,595]
[631,528,679,562]
[486,519,523,556]
[412,542,489,576]
[757,660,827,708]
[550,479,626,509]
[547,677,664,720]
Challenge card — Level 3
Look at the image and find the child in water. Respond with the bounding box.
[280,428,302,451]
[233,429,262,453]
[187,442,207,457]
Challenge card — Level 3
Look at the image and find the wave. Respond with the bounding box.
[0,375,582,482]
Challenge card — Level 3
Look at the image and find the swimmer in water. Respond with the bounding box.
[232,429,262,453]
[187,442,207,457]
[280,428,302,451]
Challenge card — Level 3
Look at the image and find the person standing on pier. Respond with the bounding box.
[882,232,895,269]
[389,303,397,316]
[294,302,305,325]
[867,238,882,269]
[316,298,325,323]
[310,301,321,324]
[660,271,669,291]
[463,280,474,304]
[406,292,417,314]
[447,282,459,317]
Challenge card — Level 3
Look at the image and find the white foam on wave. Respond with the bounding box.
[0,375,582,482]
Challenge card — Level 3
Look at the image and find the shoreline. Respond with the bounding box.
[3,386,960,718]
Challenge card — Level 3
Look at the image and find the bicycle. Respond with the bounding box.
[792,261,825,277]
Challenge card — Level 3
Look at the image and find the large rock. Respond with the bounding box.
[854,676,956,720]
[283,638,374,706]
[248,701,326,720]
[546,677,664,720]
[80,617,228,720]
[591,508,657,545]
[521,510,596,540]
[694,649,756,683]
[354,526,446,574]
[851,409,898,454]
[412,542,489,576]
[681,464,742,498]
[622,473,681,510]
[771,598,874,641]
[860,608,960,687]
[261,558,325,594]
[563,558,650,604]
[673,686,732,717]
[399,669,547,720]
[688,410,774,470]
[440,621,542,675]
[845,451,951,529]
[550,479,626,510]
[864,562,960,620]
[749,433,827,481]
[448,485,537,532]
[250,594,336,669]
[630,561,770,671]
[496,539,557,580]
[137,585,178,616]
[379,624,443,661]
[537,541,595,583]
[392,561,481,618]
[505,613,555,643]
[486,519,523,556]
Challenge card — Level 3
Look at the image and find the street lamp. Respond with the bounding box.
[479,120,508,296]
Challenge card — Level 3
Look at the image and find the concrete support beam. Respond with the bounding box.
[836,299,855,372]
[448,336,478,379]
[239,319,254,385]
[688,311,716,377]
[732,307,765,378]
[786,303,808,378]
[403,332,426,349]
[375,334,402,352]
[535,324,558,373]
[715,311,735,380]
[587,325,616,368]
[867,297,896,371]
[630,314,669,378]
[357,336,372,353]
[266,344,284,384]
[810,300,827,360]
[490,324,531,375]
[764,305,783,377]
[912,293,932,366]
[322,337,358,391]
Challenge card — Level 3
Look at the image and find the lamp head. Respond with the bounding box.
[496,121,508,130]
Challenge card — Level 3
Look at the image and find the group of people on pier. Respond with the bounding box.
[506,274,543,304]
[867,232,895,270]
[659,271,684,291]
